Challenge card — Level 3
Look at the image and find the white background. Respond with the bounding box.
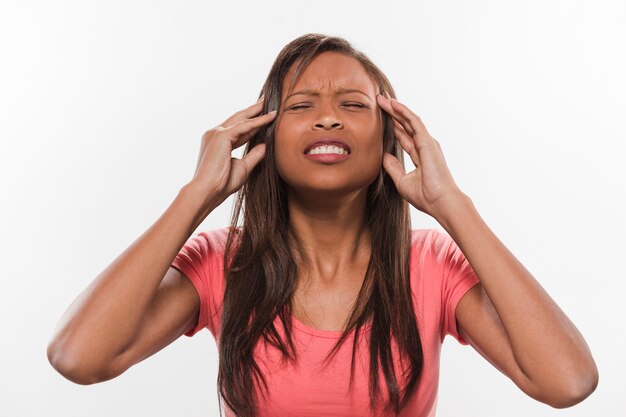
[1,0,624,416]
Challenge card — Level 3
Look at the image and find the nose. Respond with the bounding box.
[313,106,343,130]
[314,119,343,129]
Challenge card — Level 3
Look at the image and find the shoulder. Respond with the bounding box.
[193,227,233,249]
[175,227,235,270]
[409,228,465,280]
[410,228,454,256]
[183,226,241,255]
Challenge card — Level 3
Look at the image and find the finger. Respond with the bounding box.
[388,98,432,146]
[232,112,272,148]
[381,91,413,136]
[240,143,266,173]
[233,125,263,149]
[392,119,420,167]
[221,98,266,128]
[227,111,277,147]
[377,94,415,137]
[229,143,266,189]
[382,153,406,189]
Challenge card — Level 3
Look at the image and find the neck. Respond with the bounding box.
[287,187,371,286]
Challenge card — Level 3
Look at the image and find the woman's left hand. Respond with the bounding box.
[377,93,465,219]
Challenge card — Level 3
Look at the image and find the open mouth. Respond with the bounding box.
[305,144,351,155]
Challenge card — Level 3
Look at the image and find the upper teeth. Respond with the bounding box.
[307,145,348,155]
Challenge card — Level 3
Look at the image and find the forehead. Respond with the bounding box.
[282,51,378,97]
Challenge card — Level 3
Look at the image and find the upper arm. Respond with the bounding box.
[105,267,200,379]
[455,283,539,398]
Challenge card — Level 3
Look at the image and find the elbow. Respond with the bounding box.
[522,358,599,409]
[546,367,600,409]
[47,341,111,385]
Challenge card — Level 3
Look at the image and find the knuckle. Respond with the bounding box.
[202,127,225,141]
[201,129,215,140]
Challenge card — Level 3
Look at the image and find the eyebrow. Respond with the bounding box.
[285,88,370,101]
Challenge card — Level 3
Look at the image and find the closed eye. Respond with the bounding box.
[288,104,312,110]
[287,103,367,111]
[343,103,367,108]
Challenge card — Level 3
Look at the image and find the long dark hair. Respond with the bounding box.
[218,33,423,416]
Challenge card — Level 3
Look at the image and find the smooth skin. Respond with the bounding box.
[48,51,598,410]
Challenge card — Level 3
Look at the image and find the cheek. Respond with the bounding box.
[361,121,385,157]
[358,132,385,181]
[366,145,384,170]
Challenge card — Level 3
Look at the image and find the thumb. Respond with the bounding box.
[241,143,266,172]
[382,152,405,188]
[228,143,266,192]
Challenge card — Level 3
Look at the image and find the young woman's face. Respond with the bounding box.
[273,51,383,197]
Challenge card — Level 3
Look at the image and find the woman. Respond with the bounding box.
[47,34,598,416]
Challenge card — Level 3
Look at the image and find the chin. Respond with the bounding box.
[277,161,381,197]
[284,176,378,200]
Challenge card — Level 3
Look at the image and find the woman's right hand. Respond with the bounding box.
[46,97,276,385]
[187,97,276,205]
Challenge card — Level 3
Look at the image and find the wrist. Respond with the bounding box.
[178,182,223,228]
[430,191,475,230]
[182,179,223,202]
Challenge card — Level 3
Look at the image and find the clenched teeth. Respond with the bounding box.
[306,145,349,155]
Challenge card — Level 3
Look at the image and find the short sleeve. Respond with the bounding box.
[434,230,481,345]
[170,228,229,338]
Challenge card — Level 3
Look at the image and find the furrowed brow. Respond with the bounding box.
[285,87,370,101]
[334,88,370,98]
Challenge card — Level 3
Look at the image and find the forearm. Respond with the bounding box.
[47,183,218,374]
[434,192,598,395]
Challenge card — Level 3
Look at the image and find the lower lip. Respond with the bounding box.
[303,153,351,163]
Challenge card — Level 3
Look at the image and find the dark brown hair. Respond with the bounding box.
[218,33,423,416]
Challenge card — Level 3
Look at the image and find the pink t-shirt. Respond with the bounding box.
[171,228,480,417]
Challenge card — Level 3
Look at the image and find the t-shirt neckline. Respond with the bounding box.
[289,313,373,339]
